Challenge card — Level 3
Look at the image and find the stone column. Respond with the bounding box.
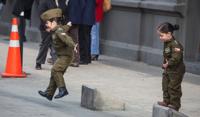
[26,0,41,42]
[184,0,200,61]
[0,0,16,35]
[30,0,40,28]
[0,0,15,22]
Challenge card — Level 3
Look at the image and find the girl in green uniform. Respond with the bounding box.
[157,22,185,111]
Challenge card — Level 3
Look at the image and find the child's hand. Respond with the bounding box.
[74,43,78,53]
[67,21,72,27]
[162,59,168,69]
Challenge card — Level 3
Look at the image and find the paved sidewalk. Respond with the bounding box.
[0,37,200,117]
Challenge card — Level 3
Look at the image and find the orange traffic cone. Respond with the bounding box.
[1,18,26,78]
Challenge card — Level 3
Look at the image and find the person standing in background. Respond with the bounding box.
[12,0,34,65]
[67,0,82,67]
[91,0,104,61]
[79,0,96,64]
[12,0,34,43]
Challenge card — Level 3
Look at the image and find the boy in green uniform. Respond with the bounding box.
[38,8,77,101]
[157,22,185,111]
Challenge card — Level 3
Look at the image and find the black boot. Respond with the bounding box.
[54,87,68,99]
[35,63,42,70]
[91,55,99,61]
[38,90,53,101]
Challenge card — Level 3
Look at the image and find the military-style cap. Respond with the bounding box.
[40,8,62,21]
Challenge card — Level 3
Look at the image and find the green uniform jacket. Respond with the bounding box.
[51,25,75,57]
[163,38,185,73]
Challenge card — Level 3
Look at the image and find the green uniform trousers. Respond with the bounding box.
[46,56,72,96]
[162,70,185,110]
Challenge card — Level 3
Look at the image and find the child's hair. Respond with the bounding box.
[157,22,179,34]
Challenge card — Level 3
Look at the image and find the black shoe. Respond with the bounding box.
[35,63,42,70]
[54,87,68,99]
[91,55,99,61]
[38,90,53,101]
[79,61,88,65]
[23,36,27,42]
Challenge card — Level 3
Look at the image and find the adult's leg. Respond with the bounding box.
[91,22,100,56]
[18,16,26,65]
[18,16,26,42]
[79,24,92,64]
[36,31,52,65]
[69,24,80,66]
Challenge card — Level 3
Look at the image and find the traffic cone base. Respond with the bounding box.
[1,72,26,78]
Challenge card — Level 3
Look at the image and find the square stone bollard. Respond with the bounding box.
[81,85,126,111]
[152,104,189,117]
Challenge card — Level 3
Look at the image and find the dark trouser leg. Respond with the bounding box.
[51,56,72,88]
[79,24,92,63]
[51,71,66,88]
[46,76,57,97]
[18,16,26,65]
[18,16,26,42]
[162,72,170,104]
[168,72,184,110]
[45,56,72,99]
[36,31,52,64]
[69,24,80,64]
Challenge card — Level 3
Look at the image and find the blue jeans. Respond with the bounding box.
[91,23,100,55]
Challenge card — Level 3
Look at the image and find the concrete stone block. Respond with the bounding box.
[153,104,170,117]
[171,110,189,117]
[81,85,125,111]
[152,104,189,117]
